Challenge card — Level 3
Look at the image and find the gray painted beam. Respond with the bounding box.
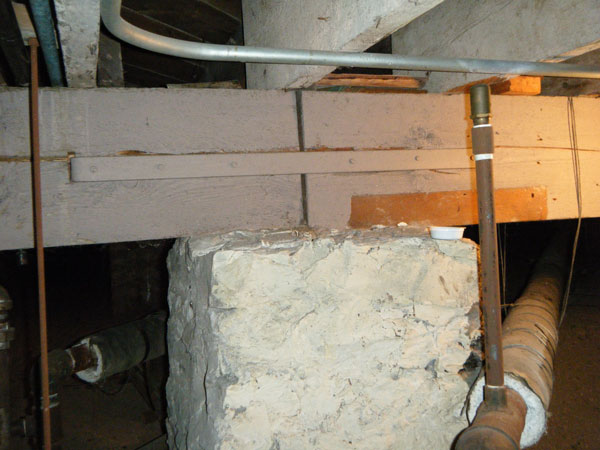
[242,0,446,89]
[1,87,600,249]
[54,0,101,87]
[70,150,476,182]
[392,0,600,92]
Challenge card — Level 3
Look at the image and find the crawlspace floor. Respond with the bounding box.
[9,259,600,449]
[530,270,600,450]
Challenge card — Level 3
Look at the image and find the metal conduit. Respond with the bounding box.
[100,0,600,80]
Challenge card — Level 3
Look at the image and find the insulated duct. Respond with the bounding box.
[100,0,600,80]
[463,233,571,448]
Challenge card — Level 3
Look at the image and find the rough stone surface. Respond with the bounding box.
[243,0,445,89]
[167,229,480,449]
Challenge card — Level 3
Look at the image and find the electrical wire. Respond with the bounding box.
[559,97,583,326]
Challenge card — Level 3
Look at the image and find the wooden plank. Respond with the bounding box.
[542,48,600,97]
[0,88,299,158]
[447,76,541,96]
[70,147,587,182]
[0,87,302,250]
[301,91,600,151]
[0,162,302,250]
[315,74,425,89]
[2,89,600,159]
[70,150,476,182]
[349,187,547,228]
[306,150,600,230]
[1,88,600,249]
[490,77,541,96]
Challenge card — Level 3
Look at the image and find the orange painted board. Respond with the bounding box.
[349,186,547,228]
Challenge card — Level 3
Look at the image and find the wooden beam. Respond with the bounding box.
[542,48,600,97]
[54,0,100,88]
[97,32,124,87]
[392,0,600,93]
[447,76,541,95]
[315,74,426,89]
[244,0,445,89]
[1,88,600,249]
[490,77,542,96]
[349,187,548,228]
[70,150,475,182]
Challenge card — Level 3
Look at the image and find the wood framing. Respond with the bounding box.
[315,74,425,89]
[349,187,548,228]
[1,88,599,250]
[447,76,542,96]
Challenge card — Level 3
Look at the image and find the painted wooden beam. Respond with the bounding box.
[242,0,445,89]
[54,0,101,87]
[70,150,474,182]
[392,0,600,93]
[1,88,600,250]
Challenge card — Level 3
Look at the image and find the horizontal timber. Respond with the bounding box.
[1,88,599,249]
[70,148,595,181]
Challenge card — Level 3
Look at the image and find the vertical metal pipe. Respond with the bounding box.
[470,85,505,400]
[29,37,52,450]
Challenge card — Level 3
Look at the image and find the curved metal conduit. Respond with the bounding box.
[100,0,600,79]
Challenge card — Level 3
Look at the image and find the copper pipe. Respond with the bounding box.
[470,85,505,400]
[29,37,52,450]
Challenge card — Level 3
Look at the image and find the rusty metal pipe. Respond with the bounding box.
[462,232,572,448]
[470,85,505,396]
[456,387,526,450]
[29,37,52,450]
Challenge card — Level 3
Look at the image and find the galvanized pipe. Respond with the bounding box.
[100,0,600,79]
[470,85,506,398]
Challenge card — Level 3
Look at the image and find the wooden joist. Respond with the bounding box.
[1,88,599,249]
[316,74,426,89]
[447,76,542,95]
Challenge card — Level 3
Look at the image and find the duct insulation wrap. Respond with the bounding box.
[466,234,570,447]
[76,311,166,383]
